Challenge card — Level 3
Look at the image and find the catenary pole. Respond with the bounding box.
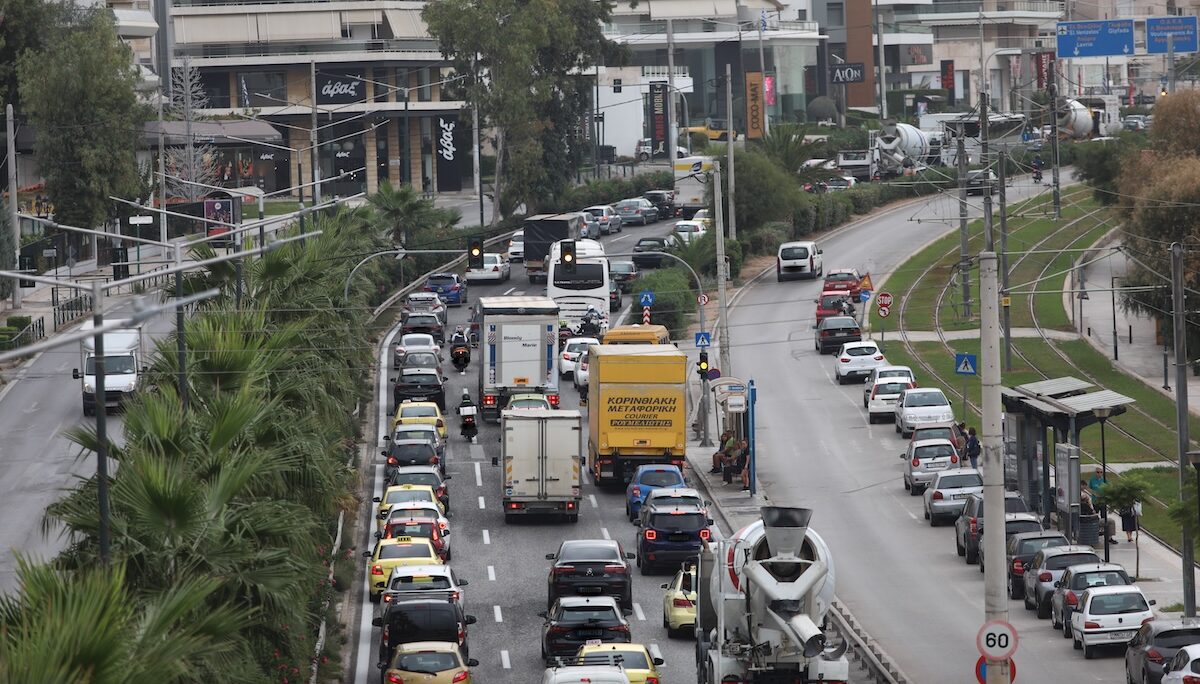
[725,63,736,241]
[713,161,731,379]
[1049,60,1062,219]
[1173,242,1196,616]
[310,59,322,204]
[998,145,1011,371]
[957,136,971,318]
[90,281,111,566]
[6,103,20,310]
[667,19,678,168]
[981,248,1010,684]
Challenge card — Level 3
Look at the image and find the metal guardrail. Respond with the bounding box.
[0,317,46,352]
[52,289,93,332]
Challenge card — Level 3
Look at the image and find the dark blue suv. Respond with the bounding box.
[635,506,711,575]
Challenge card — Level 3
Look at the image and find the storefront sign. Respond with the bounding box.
[745,71,764,140]
[436,115,463,192]
[941,60,956,105]
[649,83,667,159]
[1035,52,1056,90]
[316,70,366,105]
[763,75,776,106]
[902,45,933,66]
[604,392,680,429]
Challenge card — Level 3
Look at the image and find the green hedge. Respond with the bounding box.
[5,315,31,331]
[552,172,674,212]
[637,267,695,336]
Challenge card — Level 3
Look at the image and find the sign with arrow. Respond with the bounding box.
[1056,20,1134,58]
[639,290,655,307]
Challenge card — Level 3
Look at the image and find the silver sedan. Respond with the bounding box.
[922,469,983,525]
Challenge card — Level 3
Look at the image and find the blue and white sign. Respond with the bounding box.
[955,353,978,376]
[1147,16,1199,54]
[639,290,655,307]
[694,331,712,348]
[1055,20,1134,58]
[859,290,872,303]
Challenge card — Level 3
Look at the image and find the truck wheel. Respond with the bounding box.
[568,514,579,523]
[504,513,514,524]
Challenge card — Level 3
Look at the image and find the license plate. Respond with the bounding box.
[953,493,969,499]
[585,638,603,646]
[1111,631,1134,640]
[579,586,602,594]
[578,630,602,638]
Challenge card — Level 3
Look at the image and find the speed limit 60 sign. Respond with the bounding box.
[977,620,1018,660]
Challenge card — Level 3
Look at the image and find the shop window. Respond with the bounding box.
[237,71,287,108]
[199,71,231,109]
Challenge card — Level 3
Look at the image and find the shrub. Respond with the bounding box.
[6,315,32,331]
[552,172,673,212]
[746,223,790,258]
[637,267,695,336]
[0,326,16,345]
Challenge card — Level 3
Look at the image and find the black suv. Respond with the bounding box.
[632,237,669,268]
[373,598,477,666]
[546,539,635,610]
[636,506,712,575]
[539,596,631,665]
[954,492,1030,564]
[643,190,675,218]
[393,368,446,411]
[814,315,862,354]
[400,312,445,343]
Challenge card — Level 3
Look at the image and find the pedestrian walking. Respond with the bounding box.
[965,427,981,470]
[1120,504,1139,543]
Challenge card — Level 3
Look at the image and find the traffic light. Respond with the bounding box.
[697,351,709,380]
[1161,86,1169,97]
[561,240,576,273]
[467,238,484,270]
[111,247,129,281]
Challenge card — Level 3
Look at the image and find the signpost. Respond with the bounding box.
[643,307,651,324]
[976,620,1018,684]
[697,293,710,306]
[955,352,977,417]
[830,63,866,85]
[640,290,654,325]
[876,290,892,350]
[1147,16,1199,54]
[1055,20,1134,58]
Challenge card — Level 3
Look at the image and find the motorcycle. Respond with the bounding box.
[578,318,602,338]
[1032,168,1043,184]
[558,326,573,350]
[459,405,478,442]
[451,344,471,374]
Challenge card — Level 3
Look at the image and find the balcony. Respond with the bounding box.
[175,38,442,66]
[602,19,820,42]
[641,65,690,77]
[899,0,1063,25]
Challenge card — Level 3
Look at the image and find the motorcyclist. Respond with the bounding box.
[839,297,856,317]
[456,388,479,445]
[580,306,602,335]
[1032,155,1044,183]
[450,326,468,346]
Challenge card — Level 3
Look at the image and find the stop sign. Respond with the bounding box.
[877,291,894,308]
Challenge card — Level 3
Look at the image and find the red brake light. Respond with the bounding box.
[1039,572,1052,582]
[611,623,630,632]
[1147,648,1164,664]
[552,565,575,575]
[1084,621,1101,629]
[632,486,641,498]
[483,395,497,406]
[931,491,943,500]
[603,564,627,574]
[372,564,384,576]
[452,671,469,683]
[871,386,879,399]
[1012,560,1024,574]
[646,678,660,684]
[874,355,884,360]
[563,352,571,360]
[458,622,466,643]
[430,455,440,465]
[969,518,978,536]
[950,454,959,464]
[386,673,404,684]
[700,529,711,541]
[911,458,920,467]
[644,529,658,540]
[1182,675,1200,684]
[672,597,692,607]
[548,394,560,406]
[840,357,850,363]
[388,457,398,465]
[1066,590,1078,606]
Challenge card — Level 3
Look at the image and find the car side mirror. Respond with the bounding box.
[537,610,548,618]
[813,299,819,304]
[1150,599,1158,606]
[625,552,636,559]
[900,453,907,460]
[380,450,388,457]
[389,378,396,383]
[1053,581,1061,588]
[442,529,450,537]
[444,475,452,480]
[72,368,80,380]
[459,579,468,586]
[660,583,669,589]
[383,435,391,442]
[377,662,386,671]
[374,532,381,539]
[653,657,665,666]
[465,615,478,625]
[362,550,372,558]
[372,496,382,503]
[622,607,633,616]
[545,553,556,560]
[818,249,824,254]
[707,518,715,526]
[467,659,479,667]
[372,617,383,627]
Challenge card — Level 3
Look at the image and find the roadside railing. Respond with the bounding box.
[52,288,93,331]
[0,316,46,352]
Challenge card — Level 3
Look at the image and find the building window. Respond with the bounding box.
[796,9,807,20]
[376,120,390,183]
[373,68,390,102]
[237,71,287,108]
[417,67,432,102]
[200,72,231,109]
[396,68,410,102]
[828,3,844,26]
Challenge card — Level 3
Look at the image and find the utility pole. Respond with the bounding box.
[981,248,1010,684]
[725,63,737,241]
[1172,242,1196,617]
[875,0,888,119]
[310,60,321,204]
[957,136,971,318]
[157,96,168,245]
[998,145,1011,371]
[713,161,732,377]
[6,104,20,310]
[593,72,601,180]
[90,281,112,566]
[1169,34,1177,93]
[667,19,678,168]
[474,106,484,227]
[980,91,991,249]
[182,56,196,201]
[757,11,769,136]
[1049,60,1062,219]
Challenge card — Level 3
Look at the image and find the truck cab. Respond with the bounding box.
[72,320,145,416]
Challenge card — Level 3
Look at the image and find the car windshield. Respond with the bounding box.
[1018,538,1066,554]
[676,224,701,233]
[559,543,620,562]
[394,427,435,442]
[906,392,948,407]
[822,317,857,329]
[85,354,137,375]
[820,295,844,308]
[1046,553,1100,570]
[1005,497,1031,513]
[637,240,666,249]
[577,650,650,669]
[649,512,706,531]
[781,246,810,259]
[404,353,439,368]
[394,652,458,673]
[1089,593,1150,615]
[378,543,432,560]
[1154,628,1200,648]
[510,399,547,409]
[402,335,434,346]
[427,276,456,286]
[826,272,857,282]
[402,373,440,385]
[393,473,440,488]
[1007,521,1045,536]
[879,369,912,379]
[616,200,639,209]
[875,382,910,395]
[407,315,439,326]
[846,346,878,357]
[566,341,592,353]
[915,444,956,459]
[385,489,432,505]
[392,443,435,458]
[390,574,453,591]
[650,494,702,508]
[915,428,953,441]
[611,262,635,275]
[585,208,607,217]
[401,406,437,418]
[559,606,619,623]
[387,522,436,538]
[640,470,684,487]
[937,474,983,489]
[1072,571,1129,589]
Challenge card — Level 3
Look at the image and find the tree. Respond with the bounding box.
[1097,477,1150,578]
[165,57,219,200]
[0,0,72,110]
[368,180,460,244]
[17,9,150,229]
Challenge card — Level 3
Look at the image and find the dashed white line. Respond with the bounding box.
[503,287,516,295]
[500,650,511,669]
[633,603,646,621]
[589,494,598,508]
[475,461,482,487]
[487,565,496,581]
[482,529,491,544]
[493,605,503,623]
[601,527,611,540]
[478,496,486,509]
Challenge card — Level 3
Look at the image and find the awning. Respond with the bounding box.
[385,9,430,38]
[648,0,737,20]
[261,12,340,41]
[175,14,258,44]
[145,119,284,147]
[341,9,382,24]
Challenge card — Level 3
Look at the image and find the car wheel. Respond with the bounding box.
[776,270,783,282]
[369,592,380,604]
[663,612,669,629]
[923,507,930,521]
[568,514,579,523]
[1037,597,1051,619]
[640,559,652,576]
[1084,644,1095,660]
[895,422,901,434]
[1073,635,1082,650]
[956,536,965,556]
[903,476,910,490]
[909,483,921,497]
[1022,585,1034,606]
[965,546,978,565]
[622,591,633,612]
[1064,621,1072,639]
[445,548,452,562]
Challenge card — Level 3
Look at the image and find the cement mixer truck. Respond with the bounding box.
[1058,96,1122,139]
[695,506,850,684]
[871,122,931,178]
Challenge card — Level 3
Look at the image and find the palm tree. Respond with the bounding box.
[757,122,841,184]
[369,180,461,243]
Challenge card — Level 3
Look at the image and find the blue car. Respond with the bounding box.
[625,465,685,523]
[424,273,468,306]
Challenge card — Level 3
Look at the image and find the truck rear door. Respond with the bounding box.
[505,417,542,499]
[498,323,544,389]
[541,417,582,501]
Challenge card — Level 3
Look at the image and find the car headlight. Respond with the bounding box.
[939,411,954,422]
[83,382,95,394]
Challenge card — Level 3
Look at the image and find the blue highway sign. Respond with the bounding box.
[1147,16,1199,54]
[639,290,655,307]
[955,353,978,376]
[1056,20,1134,57]
[694,331,712,348]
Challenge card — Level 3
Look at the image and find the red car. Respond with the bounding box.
[815,290,849,323]
[823,268,863,300]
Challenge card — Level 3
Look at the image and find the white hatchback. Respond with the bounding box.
[1071,585,1156,659]
[507,230,525,262]
[834,340,887,384]
[560,337,599,378]
[862,365,916,406]
[466,253,511,282]
[865,377,912,423]
[672,220,708,245]
[573,349,591,392]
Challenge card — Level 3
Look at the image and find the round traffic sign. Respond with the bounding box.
[977,620,1018,660]
[877,291,894,308]
[698,293,710,306]
[877,305,891,318]
[975,656,1016,683]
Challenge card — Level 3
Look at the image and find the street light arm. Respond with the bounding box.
[105,231,321,292]
[344,249,406,302]
[20,214,173,249]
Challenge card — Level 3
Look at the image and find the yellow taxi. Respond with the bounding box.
[363,536,442,603]
[374,484,445,532]
[574,643,665,684]
[660,564,697,637]
[392,400,447,439]
[381,641,478,684]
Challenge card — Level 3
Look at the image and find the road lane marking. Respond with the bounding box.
[352,464,385,684]
[493,605,503,622]
[488,565,496,581]
[610,234,631,243]
[503,287,516,295]
[633,603,645,621]
[601,527,610,540]
[589,494,598,508]
[475,462,482,487]
[470,443,485,461]
[500,650,511,669]
[478,496,486,509]
[482,529,491,545]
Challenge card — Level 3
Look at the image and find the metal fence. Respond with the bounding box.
[52,288,93,331]
[0,317,46,352]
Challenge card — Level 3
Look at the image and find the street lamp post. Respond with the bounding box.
[1095,406,1113,562]
[1189,450,1200,557]
[1111,276,1121,361]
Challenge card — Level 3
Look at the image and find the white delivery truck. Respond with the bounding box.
[672,155,715,218]
[71,319,146,416]
[501,408,582,522]
[476,296,561,423]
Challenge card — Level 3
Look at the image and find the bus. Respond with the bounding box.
[546,239,610,329]
[602,324,672,345]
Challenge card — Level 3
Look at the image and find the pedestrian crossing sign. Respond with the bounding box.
[694,331,712,348]
[955,353,978,376]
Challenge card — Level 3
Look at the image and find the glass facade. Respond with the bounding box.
[319,118,367,196]
[237,71,287,107]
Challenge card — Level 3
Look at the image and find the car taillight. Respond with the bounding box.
[387,457,398,465]
[1143,616,1157,626]
[458,622,466,643]
[950,454,959,464]
[820,330,831,337]
[911,458,920,467]
[700,529,711,541]
[436,419,444,428]
[611,623,630,633]
[1182,675,1200,684]
[1065,590,1078,606]
[386,673,404,684]
[1012,560,1024,574]
[632,486,641,498]
[430,455,440,465]
[552,565,576,575]
[563,352,571,360]
[871,387,879,399]
[604,564,627,574]
[874,354,884,360]
[547,624,571,634]
[383,593,392,602]
[436,485,446,497]
[673,598,692,608]
[840,357,850,363]
[507,502,524,510]
[450,284,460,290]
[645,529,657,540]
[1039,572,1052,582]
[1147,648,1164,664]
[969,518,978,536]
[483,395,496,406]
[548,394,560,406]
[372,564,384,576]
[1084,621,1101,629]
[452,671,470,683]
[931,491,943,500]
[646,678,659,684]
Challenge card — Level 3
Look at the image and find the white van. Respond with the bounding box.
[776,240,824,281]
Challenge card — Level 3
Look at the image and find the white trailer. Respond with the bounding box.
[501,408,583,522]
[476,296,561,423]
[71,319,146,416]
[673,156,715,218]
